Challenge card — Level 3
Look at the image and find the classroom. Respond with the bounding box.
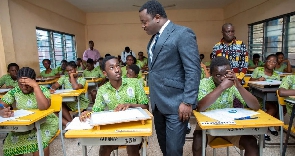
[1,0,295,156]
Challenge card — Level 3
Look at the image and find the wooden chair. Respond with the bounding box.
[209,137,243,156]
[50,94,66,156]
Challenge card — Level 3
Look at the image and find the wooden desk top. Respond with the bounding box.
[65,110,153,138]
[86,77,103,83]
[0,109,54,126]
[52,89,85,97]
[193,109,283,129]
[144,87,149,95]
[37,78,59,85]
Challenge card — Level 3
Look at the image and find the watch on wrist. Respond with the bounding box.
[183,102,192,107]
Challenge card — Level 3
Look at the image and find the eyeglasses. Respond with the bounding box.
[266,60,277,64]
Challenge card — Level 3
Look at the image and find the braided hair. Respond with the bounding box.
[17,67,36,80]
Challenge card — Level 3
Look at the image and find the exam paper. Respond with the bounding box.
[0,110,34,123]
[65,117,93,130]
[200,108,259,122]
[0,89,11,93]
[53,89,74,94]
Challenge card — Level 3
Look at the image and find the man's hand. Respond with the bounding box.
[178,103,192,122]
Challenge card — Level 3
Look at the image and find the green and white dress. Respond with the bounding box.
[1,86,58,156]
[279,75,295,115]
[83,69,101,77]
[93,78,149,112]
[57,75,89,111]
[0,74,18,88]
[251,67,280,80]
[40,69,59,77]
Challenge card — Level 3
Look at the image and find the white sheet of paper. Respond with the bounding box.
[91,108,150,125]
[0,109,34,123]
[65,117,93,130]
[248,80,281,85]
[53,89,74,94]
[0,89,11,93]
[200,108,259,122]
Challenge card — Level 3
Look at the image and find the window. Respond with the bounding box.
[248,12,295,65]
[36,28,77,72]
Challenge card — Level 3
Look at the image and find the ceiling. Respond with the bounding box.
[65,0,235,13]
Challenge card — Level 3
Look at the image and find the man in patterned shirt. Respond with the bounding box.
[80,56,149,156]
[212,23,248,81]
[192,57,260,156]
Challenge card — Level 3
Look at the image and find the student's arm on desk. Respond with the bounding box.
[69,73,84,90]
[114,104,148,112]
[278,88,295,97]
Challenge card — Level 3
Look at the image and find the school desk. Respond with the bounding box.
[0,109,54,156]
[193,109,283,156]
[248,84,278,110]
[37,77,59,85]
[86,77,103,90]
[65,109,153,156]
[282,99,295,156]
[53,89,85,116]
[144,87,149,95]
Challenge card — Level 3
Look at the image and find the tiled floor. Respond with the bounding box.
[1,116,295,156]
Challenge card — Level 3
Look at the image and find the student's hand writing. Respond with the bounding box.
[115,104,130,111]
[0,107,14,118]
[19,77,38,88]
[79,111,91,122]
[49,89,55,94]
[258,77,266,81]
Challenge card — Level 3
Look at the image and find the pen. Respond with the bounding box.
[234,116,258,120]
[13,119,32,122]
[82,111,93,118]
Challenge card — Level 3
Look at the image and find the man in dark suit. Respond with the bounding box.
[139,1,201,155]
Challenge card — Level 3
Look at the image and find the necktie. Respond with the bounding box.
[150,33,160,63]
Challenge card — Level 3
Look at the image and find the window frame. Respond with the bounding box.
[36,27,77,72]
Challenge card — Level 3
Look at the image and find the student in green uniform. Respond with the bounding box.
[122,55,142,78]
[127,64,145,86]
[76,58,86,71]
[0,67,58,156]
[40,59,59,78]
[0,63,19,88]
[192,57,259,156]
[248,54,264,69]
[275,52,292,73]
[278,75,295,120]
[83,58,101,77]
[56,60,67,75]
[50,61,89,126]
[249,54,280,141]
[200,62,210,79]
[137,51,148,71]
[80,56,149,156]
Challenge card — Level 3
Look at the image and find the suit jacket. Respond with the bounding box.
[147,21,201,114]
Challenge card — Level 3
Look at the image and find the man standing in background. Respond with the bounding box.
[83,40,101,64]
[212,23,248,81]
[121,46,136,65]
[139,1,201,155]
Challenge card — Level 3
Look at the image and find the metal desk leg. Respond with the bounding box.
[82,145,87,156]
[77,97,81,116]
[202,130,206,156]
[142,137,147,156]
[35,120,44,156]
[258,134,264,156]
[263,95,266,148]
[282,105,295,156]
